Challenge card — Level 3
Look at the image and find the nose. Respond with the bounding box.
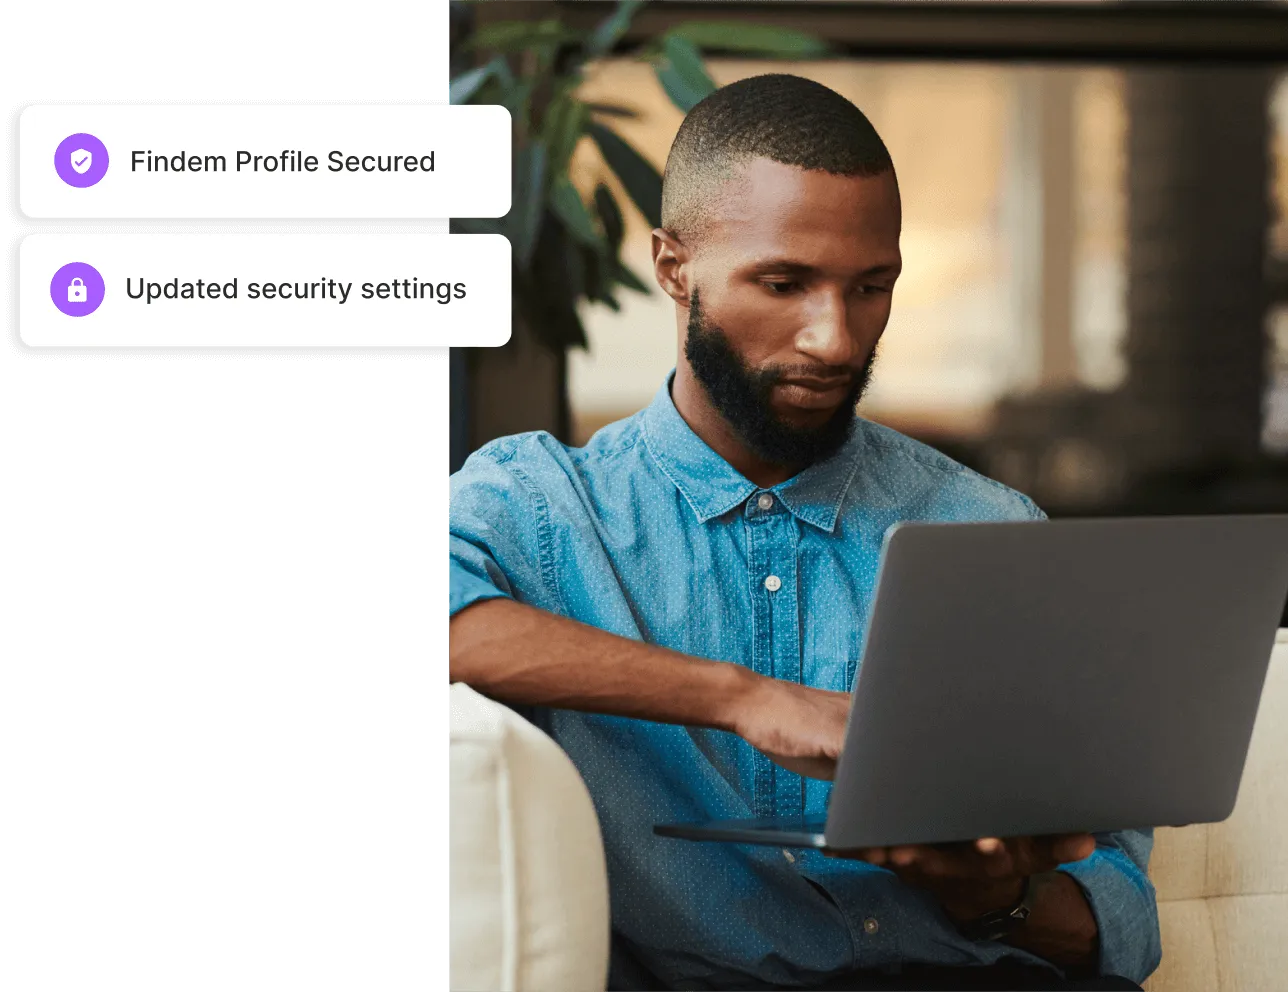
[795,289,863,369]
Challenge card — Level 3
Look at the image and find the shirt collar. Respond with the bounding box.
[640,373,864,534]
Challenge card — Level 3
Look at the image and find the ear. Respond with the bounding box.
[651,229,691,306]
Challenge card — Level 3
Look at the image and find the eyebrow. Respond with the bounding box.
[747,258,901,277]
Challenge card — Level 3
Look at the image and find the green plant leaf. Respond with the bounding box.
[549,177,603,249]
[514,276,587,351]
[580,243,613,308]
[588,122,662,228]
[450,56,515,105]
[584,0,647,58]
[667,21,829,57]
[654,35,716,113]
[543,95,590,178]
[564,311,589,350]
[563,237,588,304]
[507,142,548,267]
[521,216,590,349]
[593,184,624,252]
[585,101,640,120]
[469,19,584,54]
[613,262,651,295]
[585,248,604,302]
[506,75,541,138]
[451,64,493,105]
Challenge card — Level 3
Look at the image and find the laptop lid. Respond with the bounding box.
[824,515,1288,850]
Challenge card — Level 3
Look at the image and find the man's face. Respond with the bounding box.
[679,158,902,465]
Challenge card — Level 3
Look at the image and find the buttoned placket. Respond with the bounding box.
[745,490,805,819]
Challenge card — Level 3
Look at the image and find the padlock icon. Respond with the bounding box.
[67,278,87,303]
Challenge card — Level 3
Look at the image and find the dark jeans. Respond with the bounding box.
[613,965,1141,990]
[805,963,1141,991]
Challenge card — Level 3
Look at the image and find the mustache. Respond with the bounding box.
[767,365,856,381]
[751,357,875,394]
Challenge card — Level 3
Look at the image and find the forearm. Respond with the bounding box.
[1003,871,1098,971]
[450,596,755,731]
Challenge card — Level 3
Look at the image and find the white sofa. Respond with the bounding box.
[451,631,1288,992]
[450,683,611,992]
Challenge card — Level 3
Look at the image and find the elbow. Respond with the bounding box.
[448,613,478,686]
[449,596,509,688]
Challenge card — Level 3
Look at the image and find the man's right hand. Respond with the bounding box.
[452,597,852,779]
[728,677,851,780]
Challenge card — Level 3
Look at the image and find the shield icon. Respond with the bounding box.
[70,149,93,175]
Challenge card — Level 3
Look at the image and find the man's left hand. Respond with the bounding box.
[827,833,1096,923]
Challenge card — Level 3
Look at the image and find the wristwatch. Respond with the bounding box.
[956,873,1040,942]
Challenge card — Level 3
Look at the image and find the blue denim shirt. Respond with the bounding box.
[450,376,1161,990]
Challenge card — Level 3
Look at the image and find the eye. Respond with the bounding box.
[761,279,801,296]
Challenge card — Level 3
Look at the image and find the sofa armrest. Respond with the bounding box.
[451,684,610,992]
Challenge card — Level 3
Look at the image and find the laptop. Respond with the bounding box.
[654,515,1288,851]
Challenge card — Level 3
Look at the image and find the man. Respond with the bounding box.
[450,74,1160,991]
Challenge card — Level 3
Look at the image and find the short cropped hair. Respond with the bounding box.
[661,73,895,242]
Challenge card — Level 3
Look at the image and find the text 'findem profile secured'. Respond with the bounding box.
[20,104,511,219]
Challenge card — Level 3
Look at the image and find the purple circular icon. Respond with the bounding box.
[50,262,106,317]
[54,133,109,188]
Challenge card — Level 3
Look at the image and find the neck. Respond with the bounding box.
[671,364,803,489]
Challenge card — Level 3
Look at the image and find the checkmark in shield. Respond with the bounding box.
[70,149,92,174]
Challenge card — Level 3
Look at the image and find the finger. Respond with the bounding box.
[834,845,886,860]
[1051,833,1097,864]
[914,848,960,878]
[964,837,1016,879]
[891,845,963,879]
[825,847,888,865]
[980,840,1018,878]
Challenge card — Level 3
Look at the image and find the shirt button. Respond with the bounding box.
[863,917,880,935]
[764,575,782,592]
[781,849,796,864]
[757,493,775,511]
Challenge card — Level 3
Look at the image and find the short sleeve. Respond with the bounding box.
[449,443,559,618]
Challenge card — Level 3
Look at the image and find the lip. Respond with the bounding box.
[781,376,851,390]
[775,378,853,410]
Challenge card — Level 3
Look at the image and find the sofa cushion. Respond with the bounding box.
[1152,637,1288,904]
[450,683,610,992]
[1146,634,1288,992]
[1148,894,1288,992]
[1205,643,1288,898]
[1148,899,1219,992]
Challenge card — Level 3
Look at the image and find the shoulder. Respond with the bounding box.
[851,418,1045,522]
[452,411,648,498]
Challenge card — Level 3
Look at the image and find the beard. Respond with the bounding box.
[683,289,876,467]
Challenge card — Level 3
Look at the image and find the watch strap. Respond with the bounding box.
[956,873,1039,942]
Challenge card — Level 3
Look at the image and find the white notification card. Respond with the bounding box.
[20,104,511,219]
[20,233,512,348]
